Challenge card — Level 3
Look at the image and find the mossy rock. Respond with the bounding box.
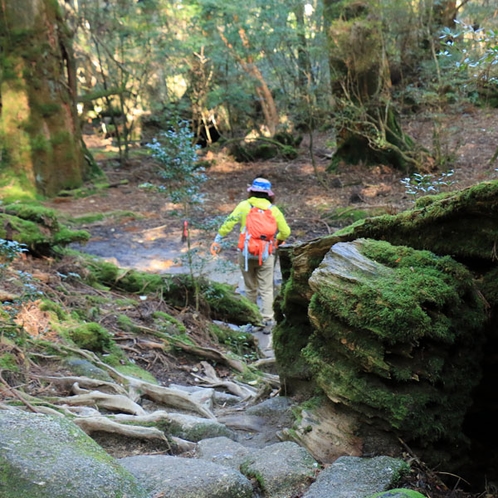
[367,489,426,498]
[325,206,392,227]
[0,204,90,255]
[230,132,301,162]
[66,322,114,353]
[0,410,148,498]
[277,239,487,453]
[85,259,261,325]
[335,180,498,263]
[65,357,113,382]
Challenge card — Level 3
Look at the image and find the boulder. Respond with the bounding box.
[303,456,409,498]
[120,454,253,497]
[196,436,250,469]
[275,182,498,469]
[0,409,147,498]
[164,412,237,442]
[240,441,319,498]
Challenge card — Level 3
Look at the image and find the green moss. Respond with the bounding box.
[367,489,426,498]
[312,240,486,345]
[0,353,19,372]
[325,206,392,227]
[66,322,114,353]
[64,210,141,227]
[116,315,139,333]
[67,213,106,225]
[273,315,314,381]
[38,103,62,118]
[302,343,445,436]
[53,227,90,246]
[115,364,158,384]
[85,259,120,283]
[39,299,68,320]
[31,134,51,153]
[292,395,326,423]
[211,323,257,358]
[50,130,71,146]
[152,311,186,334]
[3,204,60,229]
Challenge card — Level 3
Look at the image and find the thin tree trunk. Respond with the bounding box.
[217,26,279,135]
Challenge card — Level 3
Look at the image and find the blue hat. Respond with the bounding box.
[247,178,274,196]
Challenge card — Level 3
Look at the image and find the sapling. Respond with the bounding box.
[0,239,28,279]
[144,118,236,309]
[400,169,456,200]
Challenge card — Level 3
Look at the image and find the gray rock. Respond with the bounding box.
[196,436,250,469]
[0,410,147,498]
[65,357,113,382]
[241,441,319,498]
[245,396,294,432]
[165,412,237,442]
[245,395,292,418]
[120,454,253,497]
[303,455,409,498]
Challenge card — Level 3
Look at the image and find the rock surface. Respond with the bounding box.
[0,409,147,498]
[0,408,411,497]
[120,454,254,498]
[303,455,409,498]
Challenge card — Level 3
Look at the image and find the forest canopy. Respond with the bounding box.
[1,0,498,198]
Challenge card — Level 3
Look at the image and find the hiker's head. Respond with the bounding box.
[248,177,274,201]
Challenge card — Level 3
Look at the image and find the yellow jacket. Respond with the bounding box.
[217,197,291,242]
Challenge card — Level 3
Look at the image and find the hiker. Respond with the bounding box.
[210,178,291,329]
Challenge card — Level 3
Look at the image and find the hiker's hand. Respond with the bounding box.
[210,241,222,256]
[276,239,286,247]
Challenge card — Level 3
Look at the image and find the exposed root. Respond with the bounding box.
[54,383,147,416]
[191,361,257,400]
[74,416,170,445]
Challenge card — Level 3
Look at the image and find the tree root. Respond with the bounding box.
[191,361,257,399]
[74,416,169,445]
[43,344,216,419]
[53,383,146,416]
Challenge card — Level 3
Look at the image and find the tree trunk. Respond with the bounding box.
[294,3,313,95]
[323,0,428,172]
[217,25,279,136]
[0,0,86,198]
[433,0,458,29]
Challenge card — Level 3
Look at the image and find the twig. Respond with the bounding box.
[398,438,449,492]
[0,372,39,413]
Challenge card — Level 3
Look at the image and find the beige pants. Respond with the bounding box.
[238,252,275,321]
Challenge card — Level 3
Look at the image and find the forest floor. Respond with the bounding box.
[4,103,498,498]
[50,104,498,284]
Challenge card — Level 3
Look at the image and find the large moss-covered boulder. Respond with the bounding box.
[275,180,498,469]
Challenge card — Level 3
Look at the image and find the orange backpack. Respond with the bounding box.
[238,203,277,269]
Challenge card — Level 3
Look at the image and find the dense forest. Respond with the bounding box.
[1,0,498,196]
[1,1,498,497]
